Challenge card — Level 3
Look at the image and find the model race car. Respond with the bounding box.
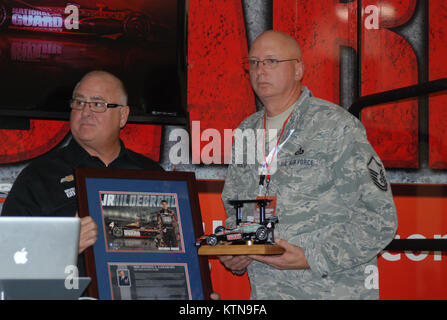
[196,216,278,247]
[108,221,159,240]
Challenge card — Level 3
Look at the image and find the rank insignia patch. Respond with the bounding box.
[367,157,388,191]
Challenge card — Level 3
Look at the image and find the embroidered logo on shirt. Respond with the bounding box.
[295,146,305,155]
[60,175,74,183]
[367,157,388,191]
[64,187,76,198]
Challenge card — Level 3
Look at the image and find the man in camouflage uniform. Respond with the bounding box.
[218,30,398,299]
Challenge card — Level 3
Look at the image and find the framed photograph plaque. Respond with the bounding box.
[75,168,212,300]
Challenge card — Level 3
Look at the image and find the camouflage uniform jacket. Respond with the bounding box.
[222,86,398,299]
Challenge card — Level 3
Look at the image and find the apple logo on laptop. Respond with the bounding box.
[13,248,28,264]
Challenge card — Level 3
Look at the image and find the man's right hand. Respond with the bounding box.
[217,255,252,274]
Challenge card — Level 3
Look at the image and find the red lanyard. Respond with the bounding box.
[262,110,293,182]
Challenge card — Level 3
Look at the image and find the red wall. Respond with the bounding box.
[188,0,255,164]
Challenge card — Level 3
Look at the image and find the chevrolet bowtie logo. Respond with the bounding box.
[60,174,74,183]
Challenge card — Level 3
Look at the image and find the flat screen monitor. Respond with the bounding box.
[0,0,187,125]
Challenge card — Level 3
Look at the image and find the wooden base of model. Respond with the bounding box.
[198,243,285,255]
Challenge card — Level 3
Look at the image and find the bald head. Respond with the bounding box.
[74,70,128,106]
[250,30,302,61]
[248,30,304,116]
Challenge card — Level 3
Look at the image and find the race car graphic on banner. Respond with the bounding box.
[0,0,169,40]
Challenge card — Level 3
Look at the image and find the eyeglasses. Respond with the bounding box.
[246,58,300,70]
[70,98,123,113]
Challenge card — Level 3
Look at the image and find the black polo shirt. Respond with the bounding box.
[2,138,163,217]
[1,138,163,278]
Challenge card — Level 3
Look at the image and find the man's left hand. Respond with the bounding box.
[249,238,310,270]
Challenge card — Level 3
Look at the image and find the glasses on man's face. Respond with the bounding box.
[246,58,300,70]
[70,98,123,113]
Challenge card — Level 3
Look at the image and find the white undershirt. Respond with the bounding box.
[265,105,295,154]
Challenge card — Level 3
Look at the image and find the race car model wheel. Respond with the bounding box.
[255,226,268,241]
[0,3,6,28]
[112,227,124,238]
[206,235,218,246]
[123,12,151,39]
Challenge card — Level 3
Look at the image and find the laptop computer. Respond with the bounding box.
[0,217,80,279]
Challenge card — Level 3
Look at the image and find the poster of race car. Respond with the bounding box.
[0,0,174,40]
[0,0,185,122]
[100,191,184,252]
[75,168,211,300]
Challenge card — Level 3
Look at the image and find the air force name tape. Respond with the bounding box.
[367,156,388,191]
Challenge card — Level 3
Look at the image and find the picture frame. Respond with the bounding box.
[75,168,212,300]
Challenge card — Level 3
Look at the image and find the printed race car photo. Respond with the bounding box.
[108,221,160,240]
[0,0,169,41]
[196,216,278,247]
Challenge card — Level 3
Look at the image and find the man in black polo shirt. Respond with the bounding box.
[1,70,162,258]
